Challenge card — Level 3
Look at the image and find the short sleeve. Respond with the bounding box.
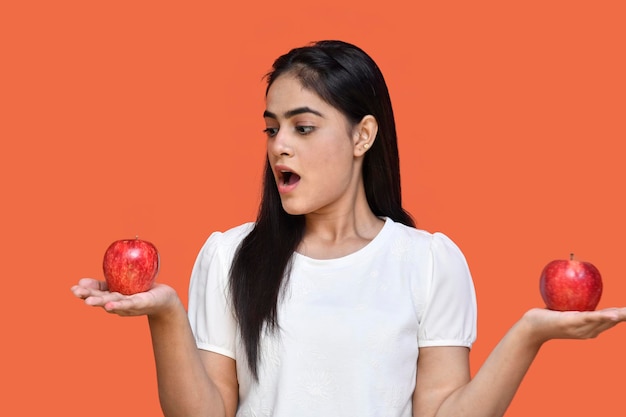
[187,231,239,359]
[417,232,477,348]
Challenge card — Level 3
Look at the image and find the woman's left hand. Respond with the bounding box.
[522,307,626,345]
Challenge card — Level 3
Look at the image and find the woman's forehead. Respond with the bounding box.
[265,75,329,115]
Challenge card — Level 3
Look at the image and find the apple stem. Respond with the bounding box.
[135,235,139,240]
[570,253,574,261]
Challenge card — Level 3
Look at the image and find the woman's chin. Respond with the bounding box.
[281,205,307,216]
[280,199,310,216]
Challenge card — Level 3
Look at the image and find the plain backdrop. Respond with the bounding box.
[1,0,625,415]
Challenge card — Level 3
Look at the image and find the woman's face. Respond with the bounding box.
[264,74,364,217]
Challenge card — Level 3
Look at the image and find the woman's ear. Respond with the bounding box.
[353,115,378,157]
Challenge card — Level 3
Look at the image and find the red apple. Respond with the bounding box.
[103,236,160,295]
[539,253,602,311]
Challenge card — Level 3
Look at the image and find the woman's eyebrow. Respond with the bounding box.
[263,106,324,119]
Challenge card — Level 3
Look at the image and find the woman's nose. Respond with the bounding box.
[268,130,293,157]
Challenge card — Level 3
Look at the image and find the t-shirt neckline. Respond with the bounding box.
[294,217,393,268]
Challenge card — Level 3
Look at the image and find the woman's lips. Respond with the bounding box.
[275,165,301,194]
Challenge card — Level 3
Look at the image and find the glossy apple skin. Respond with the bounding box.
[539,257,602,311]
[103,238,160,295]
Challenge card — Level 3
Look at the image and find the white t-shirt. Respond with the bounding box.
[188,217,477,417]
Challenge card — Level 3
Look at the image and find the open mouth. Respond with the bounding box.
[282,171,301,185]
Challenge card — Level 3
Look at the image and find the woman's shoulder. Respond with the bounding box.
[199,222,255,255]
[387,218,440,240]
[214,221,255,242]
[387,219,464,254]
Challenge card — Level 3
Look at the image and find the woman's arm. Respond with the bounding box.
[413,307,626,417]
[72,279,238,417]
[148,296,238,417]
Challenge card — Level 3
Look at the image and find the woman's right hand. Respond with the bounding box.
[70,278,180,317]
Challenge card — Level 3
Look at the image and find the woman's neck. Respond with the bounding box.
[298,209,384,260]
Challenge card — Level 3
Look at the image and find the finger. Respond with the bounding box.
[77,278,108,290]
[73,287,110,302]
[71,285,89,299]
[71,279,109,298]
[577,316,621,338]
[103,297,145,315]
[604,307,626,321]
[585,308,626,325]
[84,291,128,307]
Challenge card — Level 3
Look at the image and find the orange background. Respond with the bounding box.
[1,0,625,415]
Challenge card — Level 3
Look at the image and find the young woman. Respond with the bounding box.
[72,40,626,417]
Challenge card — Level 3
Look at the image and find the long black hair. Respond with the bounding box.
[229,40,415,378]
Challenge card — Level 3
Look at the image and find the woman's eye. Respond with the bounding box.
[263,127,279,137]
[296,126,315,135]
